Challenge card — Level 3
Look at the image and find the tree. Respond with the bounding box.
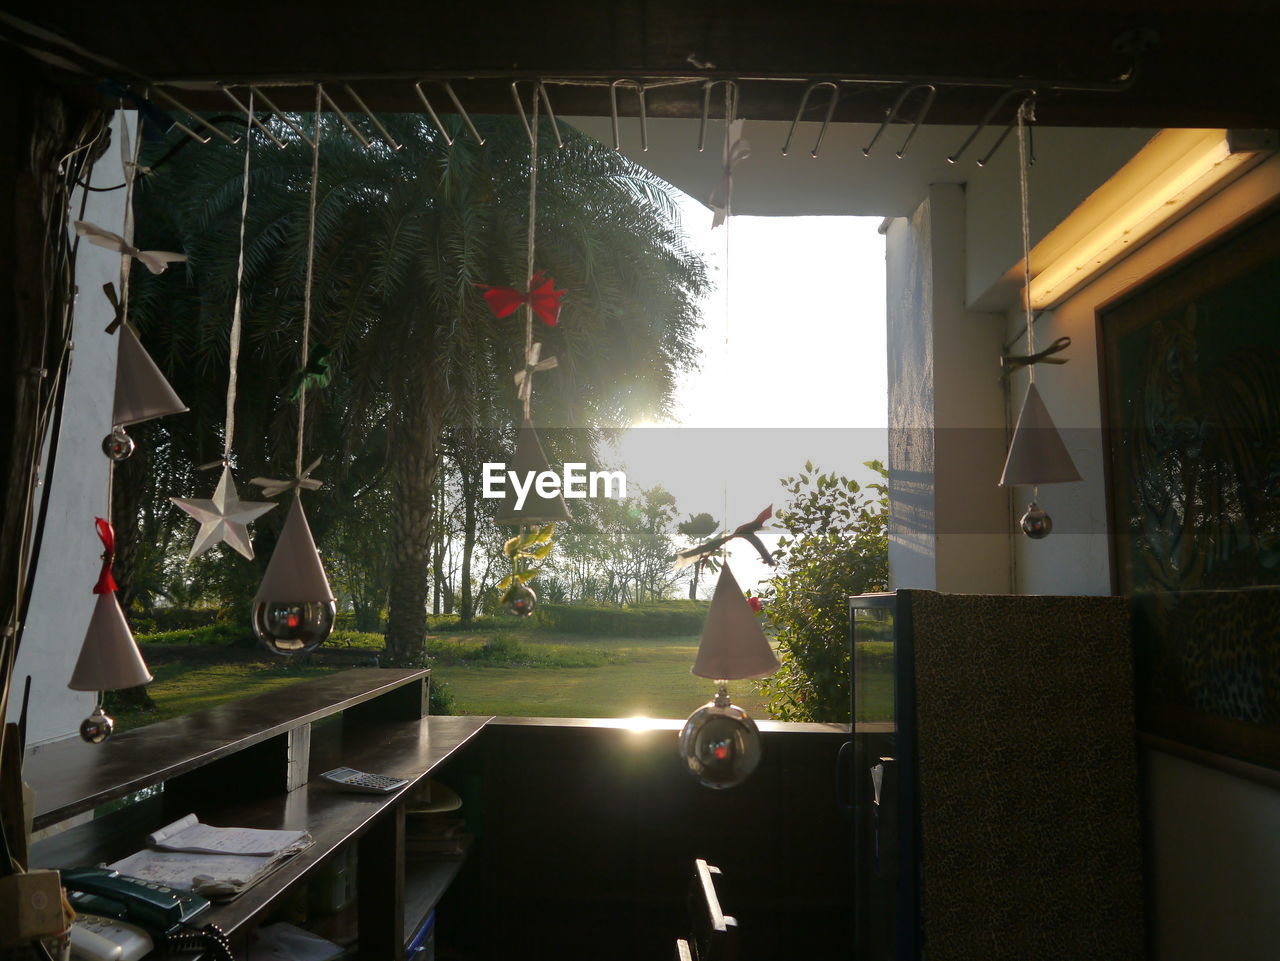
[127,111,708,658]
[755,461,889,721]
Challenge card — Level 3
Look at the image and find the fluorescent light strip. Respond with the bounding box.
[1028,129,1266,309]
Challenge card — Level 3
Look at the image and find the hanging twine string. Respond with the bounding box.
[116,109,143,329]
[222,88,255,465]
[1016,97,1036,384]
[296,86,323,481]
[522,91,540,421]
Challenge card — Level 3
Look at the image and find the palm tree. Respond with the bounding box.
[677,512,720,599]
[128,110,708,658]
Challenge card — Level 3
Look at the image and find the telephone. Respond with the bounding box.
[61,867,209,936]
[61,868,232,960]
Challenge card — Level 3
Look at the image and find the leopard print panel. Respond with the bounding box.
[908,591,1145,961]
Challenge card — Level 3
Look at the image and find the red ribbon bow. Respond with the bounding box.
[478,271,565,327]
[94,517,117,594]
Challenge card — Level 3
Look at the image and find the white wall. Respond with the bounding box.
[6,113,131,745]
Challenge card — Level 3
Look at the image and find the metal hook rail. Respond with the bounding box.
[609,79,648,152]
[948,87,1037,165]
[698,79,738,152]
[862,83,936,159]
[511,80,564,149]
[782,81,839,158]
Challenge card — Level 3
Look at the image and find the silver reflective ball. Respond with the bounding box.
[101,427,135,462]
[502,583,537,617]
[252,599,335,656]
[1021,502,1053,539]
[679,696,763,789]
[80,708,115,744]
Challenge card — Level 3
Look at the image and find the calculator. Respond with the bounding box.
[320,767,410,794]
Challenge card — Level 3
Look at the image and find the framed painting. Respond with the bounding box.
[1100,206,1280,772]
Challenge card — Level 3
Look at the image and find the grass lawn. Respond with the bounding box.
[116,631,774,733]
[432,634,770,719]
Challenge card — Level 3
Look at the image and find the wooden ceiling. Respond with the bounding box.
[2,1,1278,128]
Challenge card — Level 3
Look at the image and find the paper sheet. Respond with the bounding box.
[109,847,275,896]
[147,813,310,857]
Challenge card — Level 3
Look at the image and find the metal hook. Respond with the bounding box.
[947,87,1035,165]
[608,79,648,152]
[148,87,238,145]
[782,81,840,158]
[220,87,287,149]
[342,84,403,150]
[977,95,1035,168]
[413,83,452,146]
[862,83,936,159]
[250,86,315,148]
[317,84,371,149]
[698,80,738,152]
[511,80,564,149]
[443,82,485,146]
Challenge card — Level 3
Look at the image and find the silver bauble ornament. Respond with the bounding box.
[1020,501,1053,539]
[252,599,335,656]
[79,707,115,744]
[502,583,537,617]
[102,426,135,462]
[679,686,763,789]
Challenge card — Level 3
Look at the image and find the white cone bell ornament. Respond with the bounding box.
[104,324,188,460]
[999,382,1081,539]
[494,418,571,527]
[253,497,336,656]
[69,593,154,692]
[68,593,154,744]
[680,563,781,790]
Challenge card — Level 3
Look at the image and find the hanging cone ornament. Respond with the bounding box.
[999,383,1081,487]
[1000,382,1081,540]
[113,324,187,428]
[104,324,187,461]
[692,563,781,680]
[68,592,154,692]
[494,418,572,526]
[69,519,153,743]
[252,497,336,656]
[680,563,780,790]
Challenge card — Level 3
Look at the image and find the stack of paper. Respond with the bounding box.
[109,814,312,901]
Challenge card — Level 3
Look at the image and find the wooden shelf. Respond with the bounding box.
[27,668,491,960]
[402,838,472,947]
[26,668,432,829]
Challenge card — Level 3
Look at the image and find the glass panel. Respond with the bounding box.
[853,604,895,726]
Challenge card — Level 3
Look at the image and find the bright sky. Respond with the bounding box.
[614,196,889,593]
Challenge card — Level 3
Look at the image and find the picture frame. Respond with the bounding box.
[1099,206,1280,772]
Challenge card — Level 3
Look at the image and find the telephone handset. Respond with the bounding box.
[61,867,210,936]
[61,868,233,960]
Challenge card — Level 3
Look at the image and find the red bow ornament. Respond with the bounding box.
[478,271,565,327]
[94,517,118,594]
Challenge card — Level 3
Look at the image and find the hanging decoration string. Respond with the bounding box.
[221,88,255,466]
[115,109,144,329]
[296,85,323,481]
[1016,97,1036,384]
[523,92,540,420]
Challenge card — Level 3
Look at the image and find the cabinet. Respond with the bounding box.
[26,668,489,960]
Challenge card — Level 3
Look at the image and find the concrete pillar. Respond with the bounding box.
[886,183,1012,593]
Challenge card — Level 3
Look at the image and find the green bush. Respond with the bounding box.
[136,623,250,646]
[428,677,456,715]
[132,607,227,633]
[756,462,890,722]
[533,600,709,636]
